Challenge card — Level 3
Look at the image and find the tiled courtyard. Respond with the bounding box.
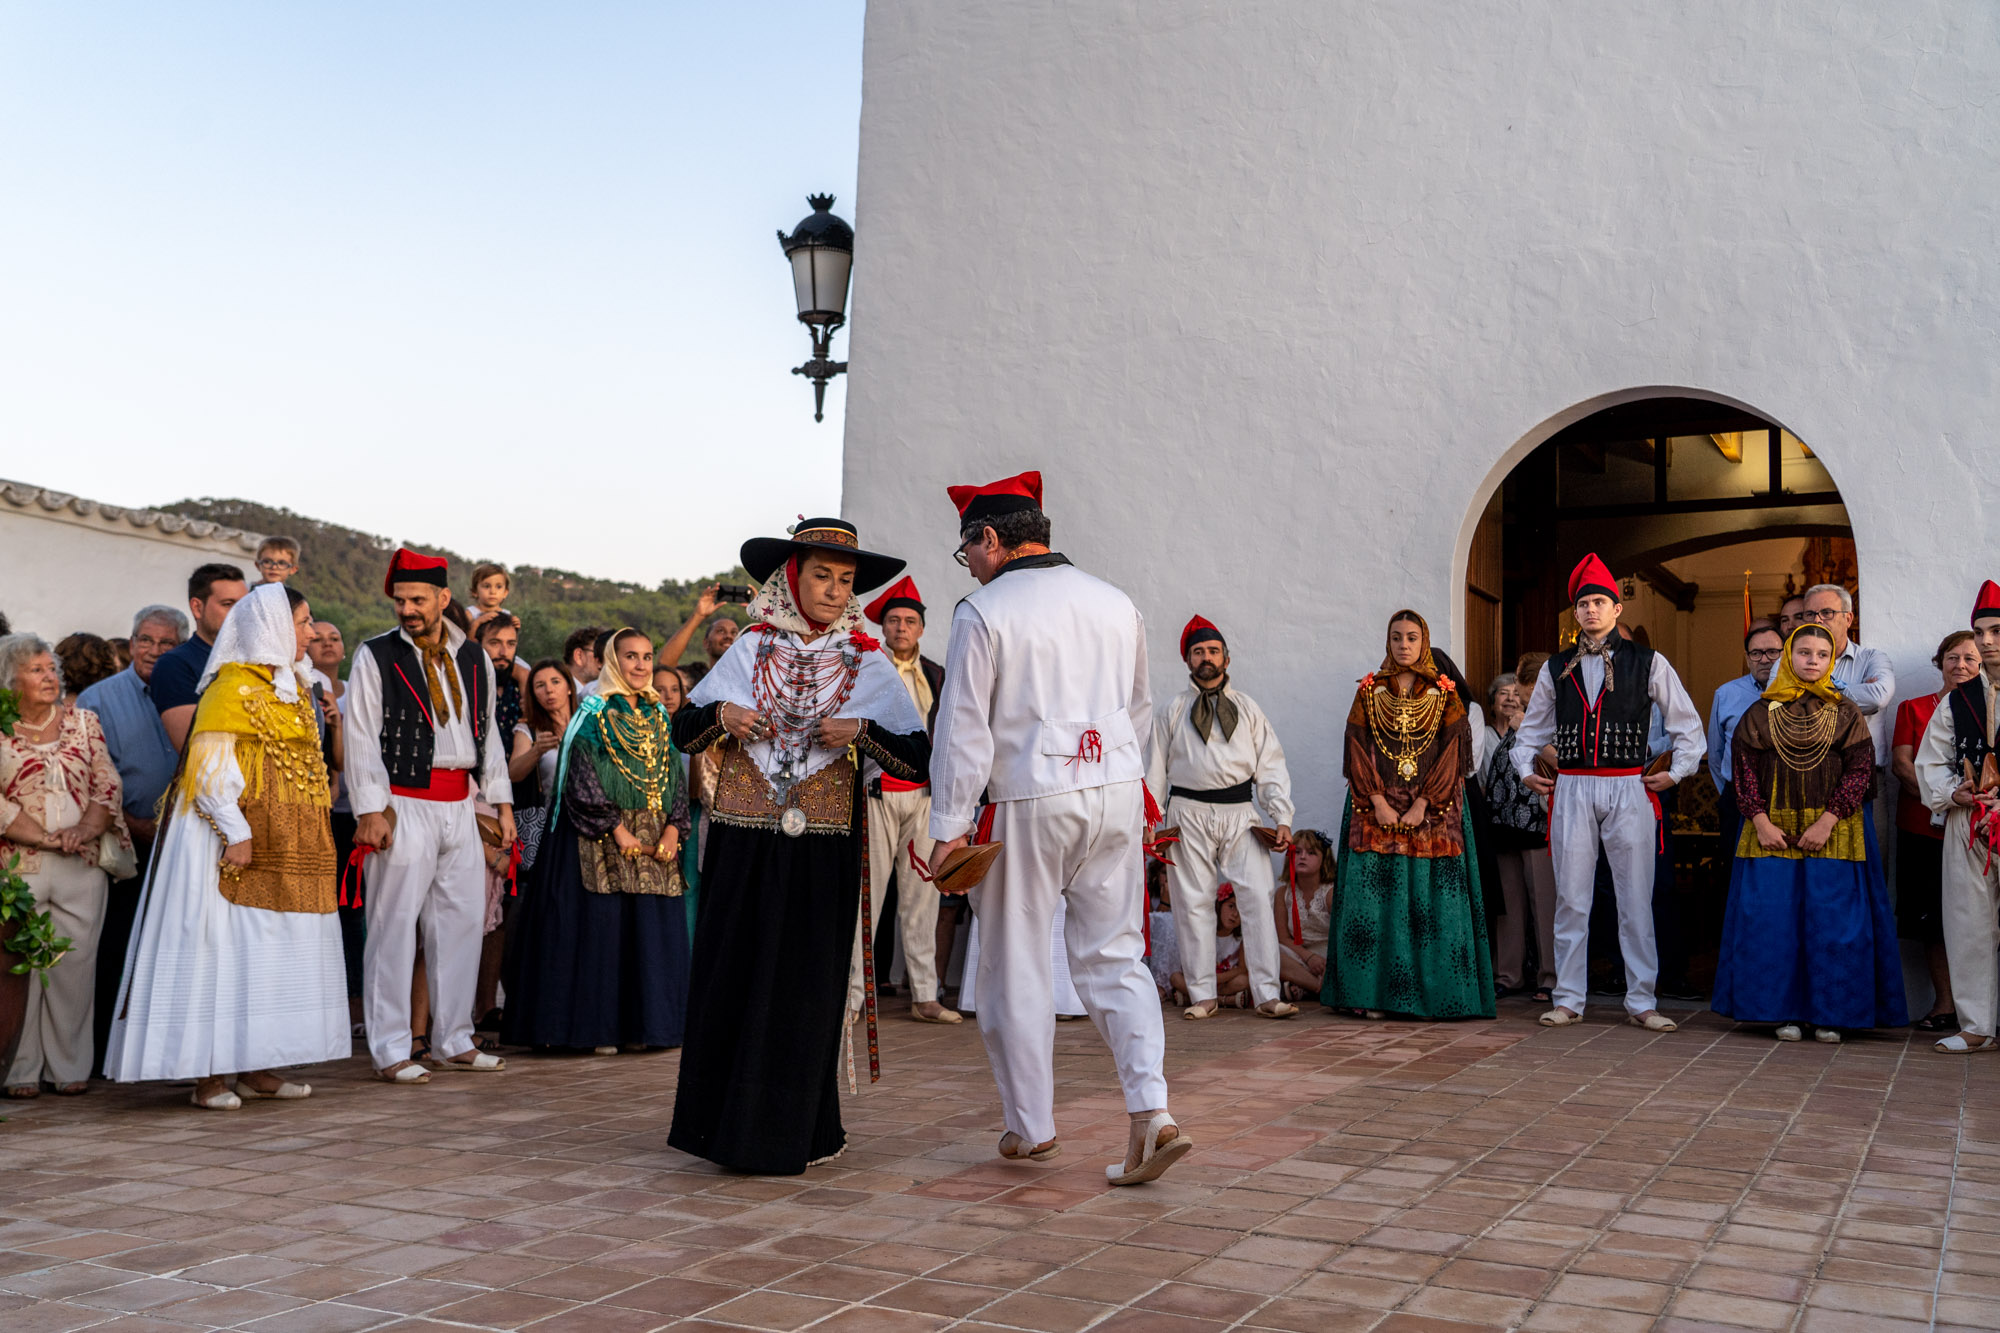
[3,998,1998,1333]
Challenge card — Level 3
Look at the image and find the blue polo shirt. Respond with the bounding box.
[1706,672,1764,793]
[149,634,214,720]
[77,666,180,823]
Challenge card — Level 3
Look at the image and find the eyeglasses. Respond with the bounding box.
[256,558,297,571]
[1747,648,1783,661]
[1798,607,1846,623]
[952,537,976,569]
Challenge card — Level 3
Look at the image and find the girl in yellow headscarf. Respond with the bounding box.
[1712,624,1906,1043]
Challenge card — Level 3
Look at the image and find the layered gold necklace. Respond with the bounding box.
[594,704,677,811]
[1369,684,1446,781]
[1769,697,1839,773]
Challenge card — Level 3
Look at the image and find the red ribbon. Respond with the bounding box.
[1144,828,1180,867]
[504,840,523,896]
[1143,785,1163,828]
[1065,728,1103,768]
[341,844,373,909]
[1970,802,2000,875]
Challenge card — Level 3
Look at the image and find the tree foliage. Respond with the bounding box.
[162,498,748,672]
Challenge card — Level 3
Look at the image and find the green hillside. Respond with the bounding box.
[162,497,747,672]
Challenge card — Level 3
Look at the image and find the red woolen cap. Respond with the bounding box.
[1180,615,1224,660]
[385,547,450,596]
[1567,553,1620,605]
[864,575,926,625]
[1974,580,2000,626]
[948,470,1044,524]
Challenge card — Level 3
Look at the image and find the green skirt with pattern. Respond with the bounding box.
[1320,801,1495,1019]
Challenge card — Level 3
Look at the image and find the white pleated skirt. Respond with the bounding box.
[958,899,1087,1016]
[104,807,350,1082]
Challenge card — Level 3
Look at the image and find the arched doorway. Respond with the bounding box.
[1459,390,1860,992]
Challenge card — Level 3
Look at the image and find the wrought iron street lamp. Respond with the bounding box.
[777,194,854,422]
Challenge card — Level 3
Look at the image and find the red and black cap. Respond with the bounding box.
[1180,614,1225,660]
[947,470,1043,525]
[740,517,906,594]
[385,547,450,596]
[1567,553,1620,606]
[864,576,926,625]
[1973,580,2000,627]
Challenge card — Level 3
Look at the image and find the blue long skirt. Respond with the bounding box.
[1711,808,1907,1030]
[501,808,690,1049]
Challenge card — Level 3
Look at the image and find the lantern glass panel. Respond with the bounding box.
[790,246,852,322]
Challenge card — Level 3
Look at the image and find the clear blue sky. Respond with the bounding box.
[0,2,863,585]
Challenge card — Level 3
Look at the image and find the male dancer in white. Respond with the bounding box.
[345,548,513,1083]
[1146,615,1298,1019]
[929,470,1190,1185]
[1513,553,1703,1032]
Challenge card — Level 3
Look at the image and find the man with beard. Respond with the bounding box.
[474,613,525,739]
[848,576,958,1024]
[1144,616,1297,1020]
[345,548,514,1083]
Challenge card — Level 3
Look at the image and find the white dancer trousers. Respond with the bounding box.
[361,791,486,1069]
[1942,807,2000,1037]
[1163,796,1281,1006]
[849,786,942,1010]
[970,780,1168,1145]
[1548,773,1659,1016]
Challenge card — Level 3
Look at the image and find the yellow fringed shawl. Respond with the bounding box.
[177,662,335,912]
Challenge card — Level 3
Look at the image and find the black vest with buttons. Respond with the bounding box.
[362,631,489,789]
[1547,638,1656,771]
[1947,679,1993,776]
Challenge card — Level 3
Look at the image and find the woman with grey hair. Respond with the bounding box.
[0,633,129,1097]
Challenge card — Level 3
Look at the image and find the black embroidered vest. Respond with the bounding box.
[362,631,489,789]
[1947,679,1993,776]
[1548,638,1656,771]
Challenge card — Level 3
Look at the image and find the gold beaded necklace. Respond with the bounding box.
[1369,683,1447,781]
[1768,697,1840,773]
[594,704,677,811]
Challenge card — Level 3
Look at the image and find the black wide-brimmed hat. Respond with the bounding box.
[741,517,906,594]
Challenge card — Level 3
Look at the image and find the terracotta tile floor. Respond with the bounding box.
[4,998,2000,1331]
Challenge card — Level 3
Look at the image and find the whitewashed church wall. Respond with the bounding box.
[0,506,259,642]
[842,1,2000,828]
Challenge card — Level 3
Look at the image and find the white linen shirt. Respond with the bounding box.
[342,622,513,817]
[929,561,1152,842]
[1916,667,2000,815]
[1511,650,1706,783]
[1144,683,1294,826]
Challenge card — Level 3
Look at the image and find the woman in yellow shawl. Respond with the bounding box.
[105,583,348,1108]
[1711,624,1906,1042]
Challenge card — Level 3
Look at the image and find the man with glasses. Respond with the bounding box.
[1800,582,1895,764]
[1707,621,1785,891]
[77,604,188,1074]
[253,536,302,585]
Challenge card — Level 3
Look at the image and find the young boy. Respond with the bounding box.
[254,535,302,585]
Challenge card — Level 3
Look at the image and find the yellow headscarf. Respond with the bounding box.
[1761,625,1845,705]
[593,628,662,705]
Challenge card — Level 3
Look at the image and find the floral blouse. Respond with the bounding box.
[0,706,129,875]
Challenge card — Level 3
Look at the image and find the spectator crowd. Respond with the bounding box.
[3,527,1997,1107]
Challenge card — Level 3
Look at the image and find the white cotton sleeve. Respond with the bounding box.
[1512,669,1557,777]
[1648,656,1707,784]
[928,605,997,842]
[343,646,391,817]
[1916,695,1962,815]
[186,731,252,844]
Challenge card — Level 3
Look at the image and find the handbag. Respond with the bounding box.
[98,828,138,881]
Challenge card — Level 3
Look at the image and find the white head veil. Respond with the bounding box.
[198,582,312,702]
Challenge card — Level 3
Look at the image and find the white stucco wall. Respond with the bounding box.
[843,2,2000,828]
[0,484,261,642]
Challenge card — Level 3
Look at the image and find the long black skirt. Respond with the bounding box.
[501,809,689,1049]
[668,820,860,1174]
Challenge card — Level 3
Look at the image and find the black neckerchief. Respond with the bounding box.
[991,551,1072,579]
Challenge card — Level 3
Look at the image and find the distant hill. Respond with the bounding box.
[162,497,747,672]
